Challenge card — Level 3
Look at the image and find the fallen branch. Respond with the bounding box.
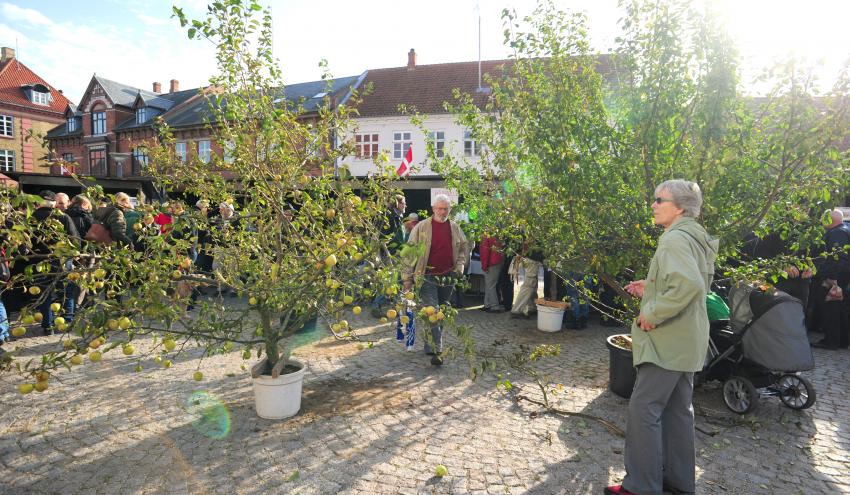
[516,394,625,437]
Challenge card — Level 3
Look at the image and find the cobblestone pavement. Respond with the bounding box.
[1,297,848,495]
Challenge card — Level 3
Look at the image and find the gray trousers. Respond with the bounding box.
[483,261,503,309]
[418,275,455,354]
[511,259,541,314]
[623,363,696,495]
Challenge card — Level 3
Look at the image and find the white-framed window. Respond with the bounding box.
[92,111,106,135]
[355,133,379,159]
[66,117,76,133]
[132,147,149,168]
[0,115,12,137]
[175,142,187,162]
[393,131,412,159]
[31,91,50,105]
[428,131,445,158]
[464,130,480,157]
[0,149,15,172]
[136,107,147,124]
[198,140,211,163]
[62,153,75,163]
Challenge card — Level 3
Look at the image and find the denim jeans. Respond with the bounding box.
[418,275,455,354]
[0,300,8,342]
[565,272,594,320]
[40,283,79,330]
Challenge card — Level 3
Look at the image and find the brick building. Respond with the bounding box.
[0,47,72,185]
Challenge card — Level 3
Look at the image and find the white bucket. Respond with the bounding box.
[536,305,565,332]
[251,360,307,419]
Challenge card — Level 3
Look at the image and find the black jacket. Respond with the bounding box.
[65,205,93,238]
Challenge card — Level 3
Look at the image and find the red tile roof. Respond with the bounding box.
[0,58,72,116]
[353,55,617,118]
[354,59,515,117]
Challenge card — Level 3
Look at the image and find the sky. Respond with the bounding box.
[2,0,849,104]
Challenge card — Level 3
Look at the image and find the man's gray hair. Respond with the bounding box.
[656,179,702,218]
[432,194,452,207]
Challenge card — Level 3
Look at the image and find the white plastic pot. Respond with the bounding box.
[536,304,565,332]
[251,360,307,419]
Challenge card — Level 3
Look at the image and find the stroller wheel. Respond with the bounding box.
[777,374,816,410]
[723,376,759,414]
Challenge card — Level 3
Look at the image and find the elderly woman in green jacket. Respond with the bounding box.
[606,180,718,495]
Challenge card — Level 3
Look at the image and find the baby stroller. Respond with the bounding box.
[698,284,816,414]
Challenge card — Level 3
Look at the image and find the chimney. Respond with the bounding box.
[1,47,15,62]
[169,79,179,93]
[407,48,416,70]
[152,81,161,93]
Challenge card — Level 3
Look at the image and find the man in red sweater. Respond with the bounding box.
[403,195,470,365]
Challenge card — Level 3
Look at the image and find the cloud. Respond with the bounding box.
[0,2,53,26]
[135,12,171,27]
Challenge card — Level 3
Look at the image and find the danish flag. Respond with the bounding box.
[60,164,74,176]
[395,146,412,177]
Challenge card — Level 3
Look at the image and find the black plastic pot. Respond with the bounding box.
[606,334,637,399]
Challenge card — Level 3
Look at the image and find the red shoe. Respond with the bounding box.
[604,486,639,495]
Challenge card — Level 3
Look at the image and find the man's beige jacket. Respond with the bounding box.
[402,217,470,284]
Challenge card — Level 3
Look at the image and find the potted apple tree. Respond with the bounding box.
[2,0,403,420]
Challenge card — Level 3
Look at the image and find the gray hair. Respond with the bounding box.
[655,179,702,218]
[829,209,845,224]
[432,194,452,207]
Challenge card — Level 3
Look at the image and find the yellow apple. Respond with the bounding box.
[179,258,193,270]
[171,270,182,280]
[248,296,258,306]
[34,381,48,392]
[324,254,338,267]
[162,360,172,369]
[163,339,176,351]
[122,345,135,356]
[11,327,26,337]
[118,317,132,330]
[404,292,415,301]
[28,286,41,296]
[35,371,50,382]
[50,302,61,313]
[21,315,35,325]
[70,355,83,365]
[94,268,107,279]
[424,306,436,316]
[193,371,204,381]
[428,314,439,323]
[107,319,119,330]
[34,312,43,323]
[325,208,336,219]
[18,383,34,395]
[352,306,362,315]
[386,309,398,319]
[89,351,103,362]
[343,295,353,305]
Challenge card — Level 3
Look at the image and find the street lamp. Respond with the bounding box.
[110,152,131,178]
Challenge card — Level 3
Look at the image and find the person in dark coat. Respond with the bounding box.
[93,192,132,246]
[32,190,80,334]
[810,210,850,349]
[65,195,94,239]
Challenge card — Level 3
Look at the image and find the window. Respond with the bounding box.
[464,130,479,157]
[136,107,147,124]
[0,149,15,172]
[62,153,74,162]
[89,148,107,175]
[393,131,412,159]
[31,91,50,105]
[428,131,445,158]
[0,115,12,137]
[175,142,187,162]
[67,117,76,133]
[92,111,106,135]
[355,133,379,159]
[198,140,211,163]
[132,147,149,168]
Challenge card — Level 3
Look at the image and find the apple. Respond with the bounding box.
[325,279,335,288]
[94,268,107,279]
[18,383,34,395]
[343,295,353,305]
[34,381,48,392]
[248,296,258,306]
[89,351,103,362]
[35,371,50,382]
[179,258,192,270]
[193,371,204,381]
[400,316,410,325]
[436,311,445,321]
[94,281,105,289]
[89,339,102,349]
[153,355,163,364]
[134,364,143,372]
[63,340,75,350]
[404,292,415,301]
[424,306,436,316]
[21,315,35,325]
[133,222,143,231]
[34,313,43,323]
[11,327,26,337]
[352,252,363,262]
[324,254,338,267]
[50,302,61,313]
[435,465,448,477]
[339,320,349,329]
[325,208,336,219]
[385,286,398,296]
[380,317,388,324]
[428,314,439,323]
[163,339,176,351]
[352,306,362,315]
[171,270,182,280]
[162,360,172,369]
[336,237,347,248]
[386,309,398,319]
[28,286,41,296]
[70,355,83,365]
[331,323,342,332]
[118,317,132,330]
[54,317,65,327]
[123,345,135,356]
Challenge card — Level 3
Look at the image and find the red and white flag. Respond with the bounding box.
[396,146,412,177]
[60,164,74,176]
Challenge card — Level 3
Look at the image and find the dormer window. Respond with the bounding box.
[136,107,147,124]
[67,117,76,133]
[32,90,50,105]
